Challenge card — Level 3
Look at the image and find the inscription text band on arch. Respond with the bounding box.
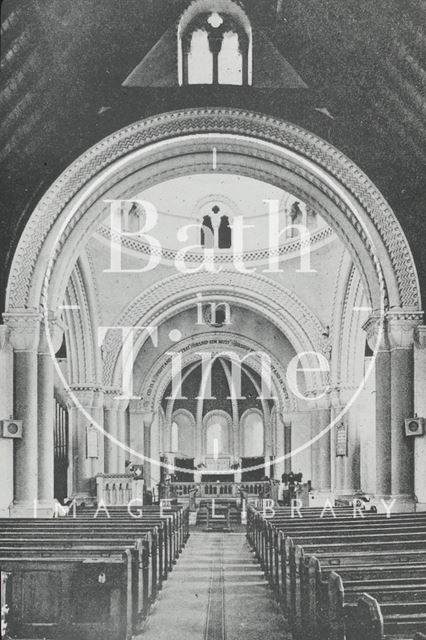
[5,108,421,315]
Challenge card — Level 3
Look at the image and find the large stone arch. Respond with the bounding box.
[137,331,295,413]
[5,108,421,318]
[3,108,424,512]
[102,270,327,392]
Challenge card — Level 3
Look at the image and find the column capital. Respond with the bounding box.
[104,389,129,412]
[414,325,426,350]
[386,310,423,350]
[92,389,105,409]
[363,313,389,351]
[3,310,42,352]
[67,385,95,409]
[38,311,65,355]
[142,411,154,427]
[128,398,145,414]
[0,325,10,350]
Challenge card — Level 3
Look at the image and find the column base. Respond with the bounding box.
[9,500,56,518]
[371,494,416,514]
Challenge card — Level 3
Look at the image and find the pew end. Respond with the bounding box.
[344,593,384,640]
[328,570,345,640]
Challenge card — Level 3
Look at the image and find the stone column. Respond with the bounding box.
[116,398,129,473]
[104,389,121,473]
[91,389,105,477]
[128,399,145,464]
[67,386,95,502]
[0,326,14,517]
[364,314,392,497]
[331,389,360,496]
[3,311,41,517]
[273,411,286,480]
[5,312,41,517]
[387,312,422,508]
[414,326,426,509]
[37,315,64,512]
[310,399,331,493]
[150,412,161,487]
[142,411,154,489]
[264,415,272,477]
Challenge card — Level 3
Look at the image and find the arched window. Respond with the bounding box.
[179,2,252,86]
[241,410,264,457]
[171,421,179,452]
[171,411,195,457]
[187,29,213,84]
[205,411,231,455]
[200,205,232,248]
[284,197,319,239]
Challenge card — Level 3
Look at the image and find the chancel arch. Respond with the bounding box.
[3,108,424,514]
[5,110,421,317]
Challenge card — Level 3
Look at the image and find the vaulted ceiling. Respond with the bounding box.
[1,0,426,311]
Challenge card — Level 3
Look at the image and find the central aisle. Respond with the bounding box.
[138,532,290,640]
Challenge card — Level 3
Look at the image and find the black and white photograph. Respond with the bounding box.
[1,1,426,639]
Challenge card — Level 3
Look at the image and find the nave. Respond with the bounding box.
[3,502,426,640]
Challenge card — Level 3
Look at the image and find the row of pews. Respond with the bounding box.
[247,505,426,640]
[0,504,189,640]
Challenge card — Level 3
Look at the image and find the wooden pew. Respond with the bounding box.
[0,520,162,594]
[289,539,426,637]
[0,504,190,639]
[0,524,159,609]
[327,569,426,640]
[0,550,136,640]
[302,556,426,640]
[0,508,179,583]
[253,512,426,612]
[246,507,426,639]
[343,591,426,640]
[0,519,170,636]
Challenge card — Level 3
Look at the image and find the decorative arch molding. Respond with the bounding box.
[103,270,326,387]
[329,251,369,394]
[137,331,297,414]
[63,253,102,385]
[5,109,421,324]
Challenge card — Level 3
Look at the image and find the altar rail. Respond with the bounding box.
[168,481,277,499]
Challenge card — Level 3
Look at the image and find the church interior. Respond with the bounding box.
[2,1,426,639]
